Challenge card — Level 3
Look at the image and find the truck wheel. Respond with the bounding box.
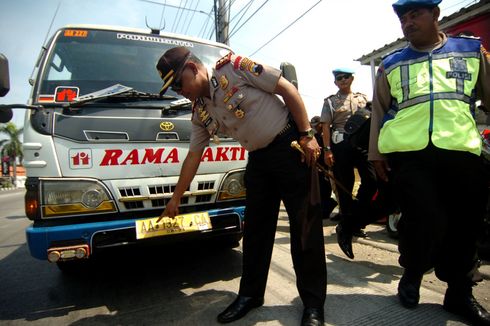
[386,212,401,239]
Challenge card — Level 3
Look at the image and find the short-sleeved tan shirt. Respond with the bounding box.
[320,91,368,133]
[189,53,289,152]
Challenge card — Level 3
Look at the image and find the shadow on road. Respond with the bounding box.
[0,242,243,323]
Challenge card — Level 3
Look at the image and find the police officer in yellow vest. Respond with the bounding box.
[369,0,490,324]
[156,47,327,326]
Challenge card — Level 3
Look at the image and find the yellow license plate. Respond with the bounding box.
[135,212,211,240]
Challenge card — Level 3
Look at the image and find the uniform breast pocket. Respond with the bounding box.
[223,86,247,119]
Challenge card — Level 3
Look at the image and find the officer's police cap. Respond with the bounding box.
[392,0,442,17]
[156,46,191,96]
[332,68,355,76]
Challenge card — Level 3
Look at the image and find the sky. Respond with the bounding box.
[0,0,477,130]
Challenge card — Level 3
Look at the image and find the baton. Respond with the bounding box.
[290,140,357,201]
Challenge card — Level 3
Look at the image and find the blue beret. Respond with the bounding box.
[332,68,355,76]
[392,0,442,17]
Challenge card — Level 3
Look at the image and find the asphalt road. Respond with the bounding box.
[0,188,488,325]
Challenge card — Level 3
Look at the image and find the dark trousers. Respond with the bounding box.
[238,131,327,309]
[389,143,487,284]
[331,139,378,230]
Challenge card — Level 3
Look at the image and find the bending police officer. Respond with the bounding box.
[156,47,327,326]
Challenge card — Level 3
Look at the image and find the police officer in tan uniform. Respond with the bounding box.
[156,47,327,326]
[320,68,378,260]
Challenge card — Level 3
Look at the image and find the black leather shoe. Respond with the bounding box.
[217,295,264,324]
[443,288,490,325]
[352,229,368,238]
[336,224,354,259]
[397,272,422,309]
[301,307,324,326]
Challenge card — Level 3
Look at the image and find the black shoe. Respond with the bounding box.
[217,295,264,324]
[352,229,368,238]
[301,307,324,326]
[336,224,354,259]
[397,272,422,309]
[443,288,490,325]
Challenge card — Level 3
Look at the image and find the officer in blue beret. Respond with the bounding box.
[369,0,490,324]
[320,67,378,260]
[392,0,442,17]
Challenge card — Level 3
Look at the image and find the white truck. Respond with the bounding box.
[0,25,248,270]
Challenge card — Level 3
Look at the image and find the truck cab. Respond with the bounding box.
[17,25,246,269]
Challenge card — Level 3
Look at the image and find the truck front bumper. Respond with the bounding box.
[26,207,245,260]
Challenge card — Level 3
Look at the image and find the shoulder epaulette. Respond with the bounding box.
[216,52,232,70]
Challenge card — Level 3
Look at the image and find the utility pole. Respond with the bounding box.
[215,0,230,45]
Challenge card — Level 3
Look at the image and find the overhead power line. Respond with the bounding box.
[249,0,323,56]
[226,0,272,41]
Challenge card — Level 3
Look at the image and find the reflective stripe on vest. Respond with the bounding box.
[379,37,482,156]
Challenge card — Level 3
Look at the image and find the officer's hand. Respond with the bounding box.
[156,197,179,222]
[324,150,334,167]
[299,137,320,167]
[373,160,391,182]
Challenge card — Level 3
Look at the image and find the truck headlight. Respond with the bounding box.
[217,170,246,201]
[41,179,116,218]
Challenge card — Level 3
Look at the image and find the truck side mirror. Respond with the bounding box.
[0,53,13,123]
[280,62,298,90]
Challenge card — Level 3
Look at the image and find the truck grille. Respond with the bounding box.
[116,181,219,211]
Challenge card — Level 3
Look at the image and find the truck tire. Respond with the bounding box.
[386,212,401,239]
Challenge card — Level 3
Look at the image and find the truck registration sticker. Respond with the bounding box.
[135,212,211,239]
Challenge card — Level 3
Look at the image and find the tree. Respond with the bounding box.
[0,122,23,183]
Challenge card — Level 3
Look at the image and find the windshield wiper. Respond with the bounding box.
[161,98,192,115]
[64,84,176,108]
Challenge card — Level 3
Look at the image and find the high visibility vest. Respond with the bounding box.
[379,36,482,156]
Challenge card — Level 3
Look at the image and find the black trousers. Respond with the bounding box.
[331,139,378,230]
[238,131,327,309]
[389,143,487,284]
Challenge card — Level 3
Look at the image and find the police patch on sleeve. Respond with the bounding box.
[233,56,263,75]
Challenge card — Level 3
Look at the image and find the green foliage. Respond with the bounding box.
[0,122,23,163]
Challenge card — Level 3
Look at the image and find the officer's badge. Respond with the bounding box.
[219,75,229,90]
[446,58,471,81]
[235,108,245,119]
[224,86,239,103]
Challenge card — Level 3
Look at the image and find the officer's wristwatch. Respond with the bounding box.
[323,146,331,152]
[299,128,315,139]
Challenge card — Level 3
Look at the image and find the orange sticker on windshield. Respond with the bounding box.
[55,86,79,102]
[64,30,88,38]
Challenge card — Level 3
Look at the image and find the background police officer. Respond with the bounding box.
[156,47,327,326]
[320,68,377,259]
[369,0,490,324]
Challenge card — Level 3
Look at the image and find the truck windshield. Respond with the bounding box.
[38,28,230,102]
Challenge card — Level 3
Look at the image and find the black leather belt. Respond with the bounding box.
[277,121,295,136]
[270,120,296,145]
